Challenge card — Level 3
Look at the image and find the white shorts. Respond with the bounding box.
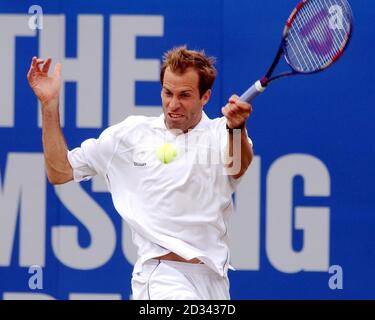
[131,259,230,300]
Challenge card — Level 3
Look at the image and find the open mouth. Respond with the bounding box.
[168,113,184,119]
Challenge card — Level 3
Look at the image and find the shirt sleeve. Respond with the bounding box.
[67,130,116,182]
[67,117,132,182]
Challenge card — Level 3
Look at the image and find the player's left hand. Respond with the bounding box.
[221,95,253,129]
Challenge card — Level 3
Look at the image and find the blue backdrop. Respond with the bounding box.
[0,0,374,300]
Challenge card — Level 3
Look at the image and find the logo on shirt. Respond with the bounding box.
[133,161,147,167]
[132,149,148,167]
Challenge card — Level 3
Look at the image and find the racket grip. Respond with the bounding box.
[239,80,266,103]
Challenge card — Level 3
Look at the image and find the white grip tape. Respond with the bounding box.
[255,80,266,93]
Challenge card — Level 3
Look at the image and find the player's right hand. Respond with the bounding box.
[27,56,61,107]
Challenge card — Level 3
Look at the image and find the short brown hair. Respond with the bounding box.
[160,46,217,97]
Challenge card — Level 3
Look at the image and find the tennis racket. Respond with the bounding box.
[240,0,353,103]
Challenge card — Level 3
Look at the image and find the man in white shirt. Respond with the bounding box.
[27,46,253,300]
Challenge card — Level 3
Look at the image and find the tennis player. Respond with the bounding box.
[27,46,254,300]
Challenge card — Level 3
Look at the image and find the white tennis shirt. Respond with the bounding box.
[67,112,252,277]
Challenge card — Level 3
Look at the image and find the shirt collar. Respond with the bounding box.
[151,111,210,132]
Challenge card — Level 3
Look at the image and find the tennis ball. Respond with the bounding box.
[156,143,177,164]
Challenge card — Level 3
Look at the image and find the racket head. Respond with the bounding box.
[282,0,353,74]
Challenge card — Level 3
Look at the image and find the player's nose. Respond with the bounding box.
[168,97,182,111]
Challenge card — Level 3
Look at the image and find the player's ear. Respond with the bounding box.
[201,89,211,106]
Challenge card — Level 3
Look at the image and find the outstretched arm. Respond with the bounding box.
[27,57,73,184]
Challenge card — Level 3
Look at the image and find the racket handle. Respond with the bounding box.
[239,80,267,103]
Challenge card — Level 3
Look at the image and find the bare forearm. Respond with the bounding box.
[27,57,70,183]
[41,102,73,184]
[221,94,253,178]
[227,129,253,179]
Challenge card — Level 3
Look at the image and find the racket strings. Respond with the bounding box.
[285,0,352,73]
[313,0,348,48]
[290,8,341,71]
[292,0,350,70]
[302,0,348,61]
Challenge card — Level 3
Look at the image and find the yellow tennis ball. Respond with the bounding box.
[156,143,177,164]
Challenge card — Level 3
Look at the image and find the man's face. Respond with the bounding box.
[161,67,211,133]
